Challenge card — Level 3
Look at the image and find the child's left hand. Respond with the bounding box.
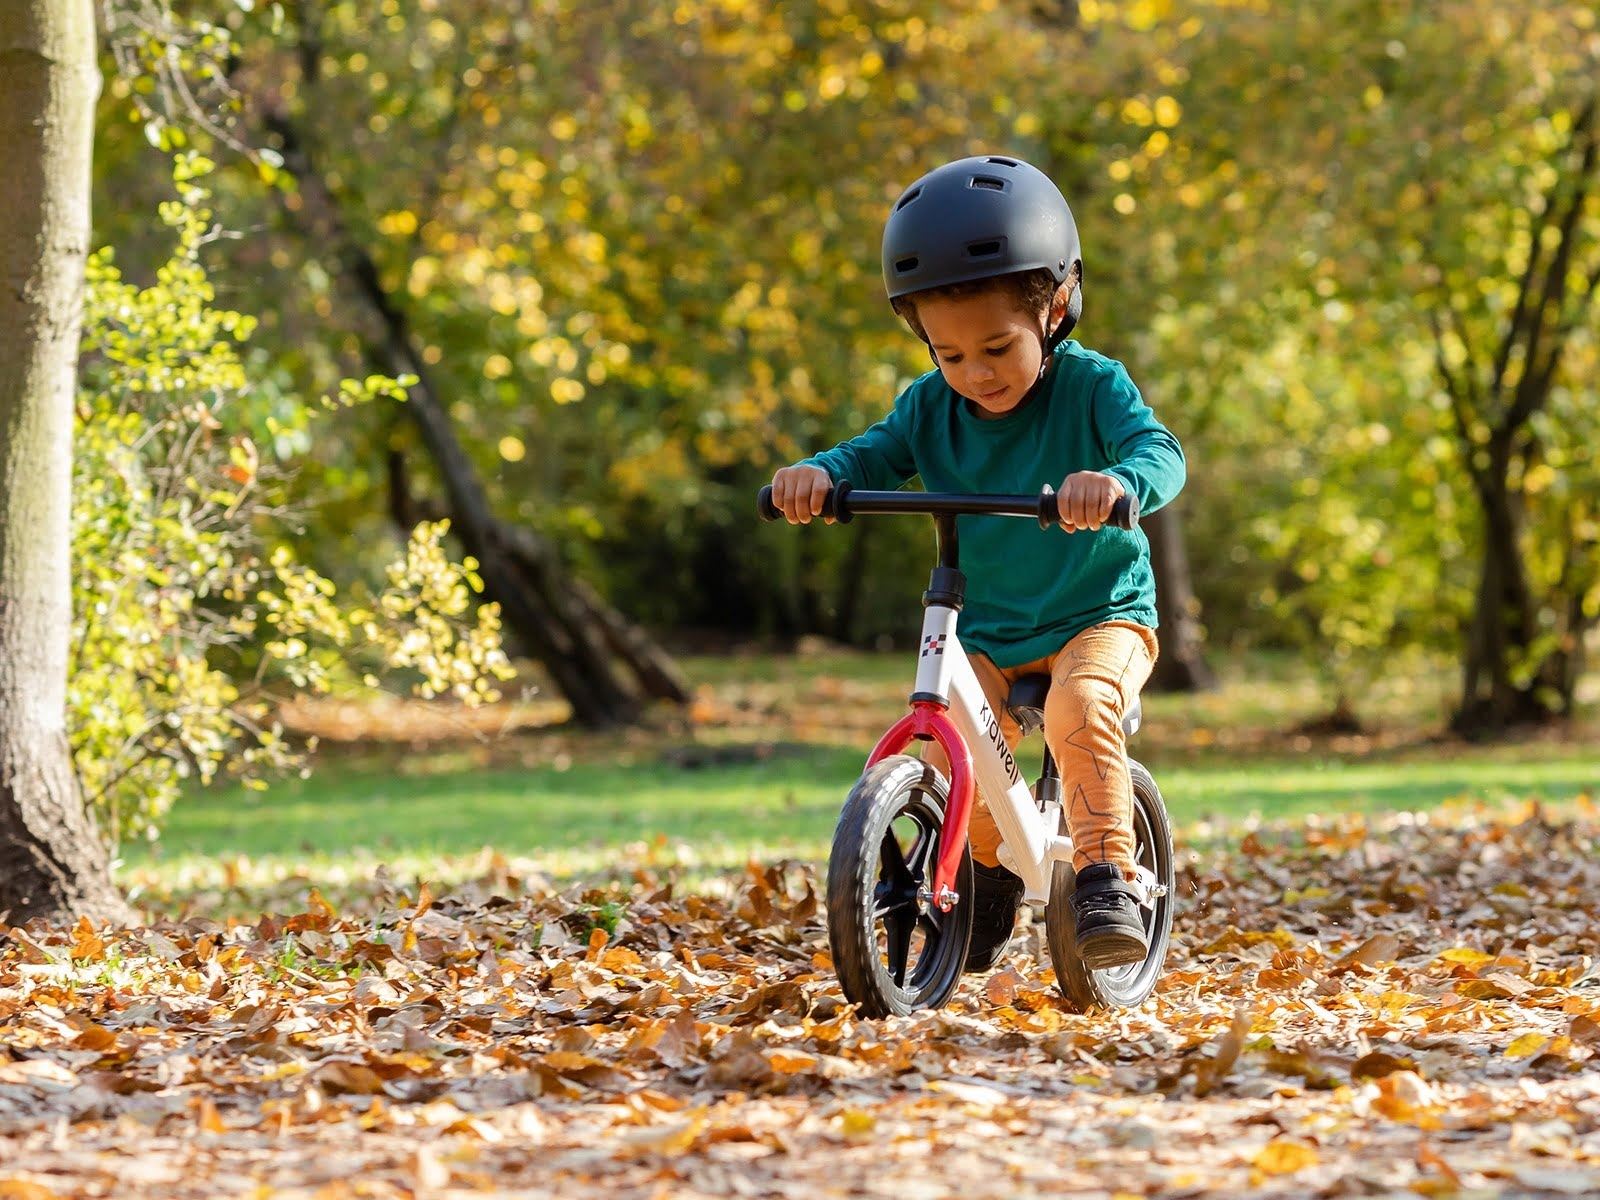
[1056,471,1125,532]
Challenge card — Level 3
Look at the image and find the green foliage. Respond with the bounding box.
[71,154,513,846]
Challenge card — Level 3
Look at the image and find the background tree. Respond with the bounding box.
[0,0,129,924]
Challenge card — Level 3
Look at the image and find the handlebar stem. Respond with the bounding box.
[934,514,959,571]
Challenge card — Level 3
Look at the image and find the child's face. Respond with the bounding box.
[919,287,1055,419]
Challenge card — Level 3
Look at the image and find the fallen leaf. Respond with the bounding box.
[196,1098,227,1133]
[768,1049,820,1074]
[1194,1008,1253,1097]
[616,1110,709,1157]
[1351,1050,1415,1079]
[1335,932,1401,970]
[1568,1014,1600,1048]
[838,1109,875,1138]
[984,966,1028,1007]
[1505,1032,1550,1060]
[69,917,105,962]
[1252,1137,1318,1175]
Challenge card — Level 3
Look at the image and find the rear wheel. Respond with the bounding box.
[1045,759,1173,1011]
[827,755,974,1017]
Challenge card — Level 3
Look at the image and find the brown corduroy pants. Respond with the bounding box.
[925,620,1158,878]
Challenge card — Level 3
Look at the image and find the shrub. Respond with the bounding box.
[71,154,513,845]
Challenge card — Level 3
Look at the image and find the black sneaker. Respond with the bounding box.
[1072,863,1149,970]
[964,860,1025,972]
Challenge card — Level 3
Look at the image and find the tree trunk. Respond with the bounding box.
[1452,462,1556,735]
[1145,503,1215,692]
[0,2,131,926]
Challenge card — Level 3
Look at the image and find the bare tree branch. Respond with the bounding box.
[1429,305,1488,489]
[1502,92,1598,436]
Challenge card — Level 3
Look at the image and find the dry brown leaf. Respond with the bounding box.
[983,966,1028,1008]
[768,1049,820,1075]
[1335,932,1401,970]
[68,917,105,962]
[653,1008,703,1068]
[313,1061,388,1096]
[411,881,434,921]
[196,1097,227,1133]
[71,1023,117,1053]
[1194,1007,1253,1097]
[706,1030,775,1089]
[1350,1050,1415,1079]
[1569,1013,1600,1048]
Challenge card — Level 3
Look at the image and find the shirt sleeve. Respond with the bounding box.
[1093,365,1186,516]
[798,389,919,490]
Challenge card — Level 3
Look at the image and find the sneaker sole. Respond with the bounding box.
[1077,929,1149,971]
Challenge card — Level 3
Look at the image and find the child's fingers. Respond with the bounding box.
[1057,488,1073,530]
[772,469,832,524]
[1085,486,1112,531]
[1096,477,1126,529]
[773,473,805,523]
[1094,486,1117,529]
[806,474,831,518]
[1064,485,1090,531]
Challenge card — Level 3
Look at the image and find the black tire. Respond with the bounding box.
[1045,758,1173,1012]
[827,755,974,1017]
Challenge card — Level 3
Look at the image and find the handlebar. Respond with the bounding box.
[757,481,1139,531]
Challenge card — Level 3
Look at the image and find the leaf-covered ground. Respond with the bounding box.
[5,802,1600,1198]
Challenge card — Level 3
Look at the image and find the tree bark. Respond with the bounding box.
[0,2,131,926]
[1145,503,1215,692]
[1452,454,1555,735]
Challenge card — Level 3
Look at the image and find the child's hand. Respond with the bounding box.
[1056,471,1125,532]
[770,464,835,524]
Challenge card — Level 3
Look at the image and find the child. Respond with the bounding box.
[769,155,1185,972]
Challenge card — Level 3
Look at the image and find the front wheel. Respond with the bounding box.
[1045,758,1174,1012]
[827,755,974,1017]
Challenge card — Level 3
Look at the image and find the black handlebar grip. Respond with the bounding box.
[1109,492,1140,530]
[1037,486,1140,531]
[821,479,854,523]
[757,484,781,522]
[757,480,854,523]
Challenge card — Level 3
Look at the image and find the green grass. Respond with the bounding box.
[116,649,1600,909]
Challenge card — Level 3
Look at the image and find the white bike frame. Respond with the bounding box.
[867,597,1071,909]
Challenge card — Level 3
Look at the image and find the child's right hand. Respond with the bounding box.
[770,464,835,524]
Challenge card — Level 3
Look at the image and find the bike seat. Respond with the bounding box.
[1005,673,1051,735]
[1004,672,1143,738]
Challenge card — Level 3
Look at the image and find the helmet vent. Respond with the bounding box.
[970,175,1007,191]
[986,156,1019,167]
[895,186,923,210]
[966,239,1003,259]
[894,255,920,274]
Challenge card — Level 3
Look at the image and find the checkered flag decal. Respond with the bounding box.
[921,634,947,658]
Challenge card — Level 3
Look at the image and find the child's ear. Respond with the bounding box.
[1050,280,1073,324]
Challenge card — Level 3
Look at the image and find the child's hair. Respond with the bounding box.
[890,266,1066,342]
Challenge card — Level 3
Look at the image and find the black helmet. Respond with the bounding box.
[882,154,1082,341]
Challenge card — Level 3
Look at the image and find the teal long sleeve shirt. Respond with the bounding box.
[801,341,1186,668]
